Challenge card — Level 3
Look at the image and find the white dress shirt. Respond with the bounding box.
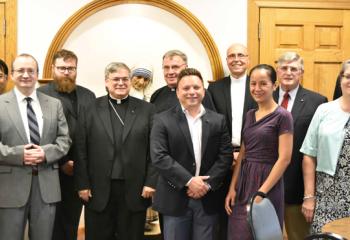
[183,104,206,176]
[230,74,246,146]
[14,88,43,143]
[278,85,299,112]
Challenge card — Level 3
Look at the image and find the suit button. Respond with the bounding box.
[192,163,195,166]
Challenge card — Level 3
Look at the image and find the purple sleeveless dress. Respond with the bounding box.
[228,106,293,240]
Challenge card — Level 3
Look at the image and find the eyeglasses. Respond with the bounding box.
[227,53,248,60]
[162,64,186,72]
[55,66,77,73]
[279,66,300,73]
[108,77,130,83]
[13,68,37,76]
[342,75,350,80]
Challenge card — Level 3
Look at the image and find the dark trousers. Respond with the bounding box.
[52,174,82,240]
[85,180,146,240]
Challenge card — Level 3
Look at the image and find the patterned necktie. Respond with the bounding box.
[25,97,40,145]
[281,92,289,109]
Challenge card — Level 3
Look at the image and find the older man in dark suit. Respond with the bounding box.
[38,49,95,240]
[151,68,232,240]
[208,43,256,240]
[274,52,327,240]
[75,62,157,240]
[0,54,71,240]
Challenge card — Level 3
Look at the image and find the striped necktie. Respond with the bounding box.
[25,97,40,145]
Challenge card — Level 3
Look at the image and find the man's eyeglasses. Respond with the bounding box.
[279,66,300,73]
[13,68,37,76]
[227,53,248,60]
[55,66,77,73]
[108,77,130,83]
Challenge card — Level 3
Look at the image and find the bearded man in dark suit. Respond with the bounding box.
[38,49,95,240]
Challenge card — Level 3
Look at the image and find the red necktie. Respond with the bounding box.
[281,92,289,109]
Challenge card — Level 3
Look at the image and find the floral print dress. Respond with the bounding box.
[311,118,350,233]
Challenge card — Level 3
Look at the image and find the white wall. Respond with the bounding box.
[18,0,247,96]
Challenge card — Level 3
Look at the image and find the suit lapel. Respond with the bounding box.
[201,113,210,157]
[223,77,232,123]
[291,86,306,121]
[97,96,114,143]
[4,91,28,143]
[122,98,137,143]
[174,107,195,159]
[38,92,52,144]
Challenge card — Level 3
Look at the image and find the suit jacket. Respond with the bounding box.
[150,106,233,216]
[0,90,71,207]
[37,82,96,165]
[208,75,256,138]
[75,95,158,212]
[274,86,327,204]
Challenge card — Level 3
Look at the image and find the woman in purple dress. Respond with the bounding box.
[225,64,294,240]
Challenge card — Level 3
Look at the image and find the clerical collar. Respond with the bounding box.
[109,95,129,105]
[167,85,176,91]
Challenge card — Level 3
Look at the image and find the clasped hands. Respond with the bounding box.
[23,144,45,165]
[187,176,210,199]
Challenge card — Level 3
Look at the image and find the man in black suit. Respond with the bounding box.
[150,49,215,113]
[151,68,232,240]
[208,43,256,240]
[37,49,95,240]
[274,52,327,240]
[74,62,157,240]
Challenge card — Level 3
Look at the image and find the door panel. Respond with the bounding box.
[260,8,350,99]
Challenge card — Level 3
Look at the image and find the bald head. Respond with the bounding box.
[226,43,249,78]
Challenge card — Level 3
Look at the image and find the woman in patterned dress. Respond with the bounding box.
[301,59,350,233]
[225,64,293,239]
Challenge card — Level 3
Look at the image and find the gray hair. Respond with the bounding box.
[277,52,304,71]
[104,62,130,79]
[339,59,350,76]
[162,50,188,64]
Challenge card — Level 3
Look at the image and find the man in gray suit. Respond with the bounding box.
[0,53,71,240]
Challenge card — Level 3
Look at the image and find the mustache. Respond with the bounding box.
[54,77,76,93]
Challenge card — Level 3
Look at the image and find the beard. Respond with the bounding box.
[54,76,76,93]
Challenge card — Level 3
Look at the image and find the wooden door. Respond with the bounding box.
[259,7,350,100]
[0,0,16,92]
[0,3,5,59]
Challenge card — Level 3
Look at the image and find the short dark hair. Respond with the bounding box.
[0,59,8,75]
[249,64,277,84]
[177,68,203,85]
[53,49,78,65]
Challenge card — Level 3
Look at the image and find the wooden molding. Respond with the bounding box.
[38,78,53,85]
[43,0,224,80]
